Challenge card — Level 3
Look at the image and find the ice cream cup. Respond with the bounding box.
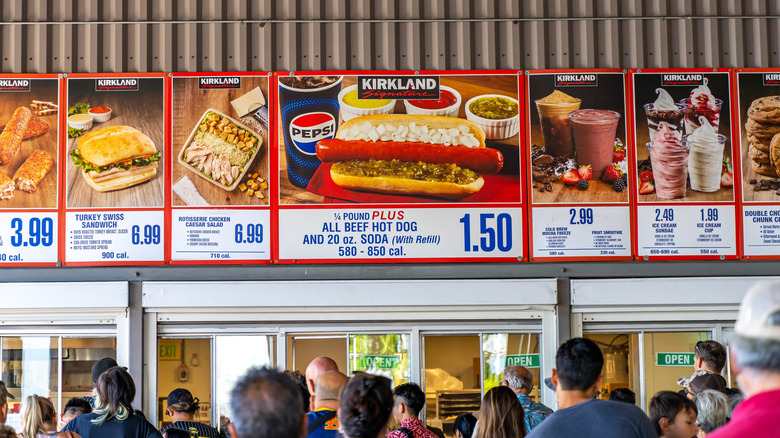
[643,102,685,140]
[648,139,691,199]
[535,98,581,158]
[338,85,395,122]
[682,133,727,192]
[679,97,723,135]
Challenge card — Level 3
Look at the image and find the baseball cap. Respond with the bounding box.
[167,388,197,407]
[544,377,556,391]
[735,281,780,341]
[92,357,118,383]
[0,380,15,401]
[677,370,725,395]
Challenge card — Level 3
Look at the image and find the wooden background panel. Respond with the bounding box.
[0,79,59,209]
[171,75,269,206]
[65,77,165,208]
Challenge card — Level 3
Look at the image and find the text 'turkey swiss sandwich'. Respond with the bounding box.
[70,125,160,192]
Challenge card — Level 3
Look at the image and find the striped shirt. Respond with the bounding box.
[160,421,225,438]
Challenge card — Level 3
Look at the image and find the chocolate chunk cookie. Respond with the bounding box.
[746,117,780,139]
[752,160,779,177]
[771,133,780,176]
[748,96,780,123]
[748,135,771,152]
[750,145,771,163]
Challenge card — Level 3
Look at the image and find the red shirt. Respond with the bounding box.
[708,389,780,438]
[386,418,438,438]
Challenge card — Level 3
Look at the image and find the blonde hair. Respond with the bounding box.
[475,386,526,438]
[20,395,55,438]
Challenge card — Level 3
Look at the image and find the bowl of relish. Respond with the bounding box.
[465,94,519,139]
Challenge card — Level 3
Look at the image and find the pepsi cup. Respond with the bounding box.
[279,75,343,188]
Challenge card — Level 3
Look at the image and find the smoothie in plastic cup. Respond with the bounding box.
[535,90,581,158]
[569,109,621,179]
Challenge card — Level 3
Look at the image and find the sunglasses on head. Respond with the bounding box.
[695,341,703,358]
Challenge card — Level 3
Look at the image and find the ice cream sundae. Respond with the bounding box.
[650,122,690,199]
[644,88,685,139]
[680,78,722,134]
[683,116,727,193]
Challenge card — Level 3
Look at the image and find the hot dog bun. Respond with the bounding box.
[322,114,499,199]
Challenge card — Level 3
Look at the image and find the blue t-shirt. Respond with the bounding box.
[63,412,162,438]
[526,399,656,438]
[306,408,341,438]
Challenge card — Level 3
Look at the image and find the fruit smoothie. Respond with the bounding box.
[569,109,621,179]
[650,122,690,199]
[644,88,685,139]
[680,78,722,134]
[535,90,581,158]
[683,116,727,192]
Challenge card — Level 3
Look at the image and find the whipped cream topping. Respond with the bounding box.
[653,88,678,111]
[650,122,689,199]
[690,78,719,112]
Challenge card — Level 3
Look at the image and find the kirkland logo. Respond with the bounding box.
[290,112,336,155]
[96,78,138,91]
[662,74,704,86]
[0,79,30,92]
[357,76,440,100]
[555,74,598,87]
[764,73,780,86]
[199,77,241,89]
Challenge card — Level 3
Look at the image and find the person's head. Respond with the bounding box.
[0,380,14,424]
[608,387,636,405]
[20,395,57,438]
[727,392,743,416]
[339,373,394,438]
[59,398,92,431]
[475,385,526,438]
[314,371,348,409]
[162,427,192,438]
[649,391,698,438]
[229,367,304,438]
[91,357,118,386]
[166,388,199,422]
[552,338,604,393]
[305,357,339,395]
[730,281,780,397]
[453,413,477,438]
[0,425,16,438]
[501,366,534,395]
[693,341,727,374]
[693,390,729,435]
[283,370,311,412]
[392,382,426,422]
[92,366,136,425]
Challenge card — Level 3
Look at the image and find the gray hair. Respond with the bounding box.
[502,366,533,393]
[694,390,729,433]
[730,333,780,372]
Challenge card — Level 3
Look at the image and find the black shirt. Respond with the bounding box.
[63,412,162,438]
[161,421,226,438]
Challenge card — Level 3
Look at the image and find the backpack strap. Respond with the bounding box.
[307,410,338,435]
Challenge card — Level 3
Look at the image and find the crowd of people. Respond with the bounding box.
[0,280,778,438]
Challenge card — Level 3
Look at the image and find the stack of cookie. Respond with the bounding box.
[746,96,780,177]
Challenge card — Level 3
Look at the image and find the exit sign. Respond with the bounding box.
[657,352,695,367]
[505,354,540,368]
[158,339,181,361]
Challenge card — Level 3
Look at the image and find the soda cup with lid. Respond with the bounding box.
[279,75,343,188]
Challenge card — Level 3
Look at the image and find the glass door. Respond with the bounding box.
[348,334,410,386]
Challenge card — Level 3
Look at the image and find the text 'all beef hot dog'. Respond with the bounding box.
[315,114,503,199]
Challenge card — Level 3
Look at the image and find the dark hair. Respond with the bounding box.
[284,370,311,413]
[0,425,16,438]
[92,357,118,384]
[340,373,394,438]
[608,388,636,405]
[555,338,604,391]
[649,391,698,436]
[695,341,727,372]
[393,382,426,418]
[230,367,303,438]
[163,427,192,438]
[475,386,526,438]
[93,367,136,425]
[453,413,477,438]
[64,397,93,416]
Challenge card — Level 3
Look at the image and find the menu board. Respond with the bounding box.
[0,75,60,265]
[735,69,780,258]
[63,74,166,264]
[630,69,738,259]
[276,71,525,262]
[169,73,271,263]
[526,70,632,260]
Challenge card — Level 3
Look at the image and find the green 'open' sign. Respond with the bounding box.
[657,352,695,366]
[505,354,540,368]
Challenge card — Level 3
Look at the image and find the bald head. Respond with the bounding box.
[314,371,348,409]
[305,356,339,394]
[502,365,534,394]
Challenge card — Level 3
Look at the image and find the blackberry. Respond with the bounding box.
[613,179,625,192]
[577,179,589,190]
[621,173,628,184]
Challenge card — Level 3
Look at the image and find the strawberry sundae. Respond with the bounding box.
[680,78,723,134]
